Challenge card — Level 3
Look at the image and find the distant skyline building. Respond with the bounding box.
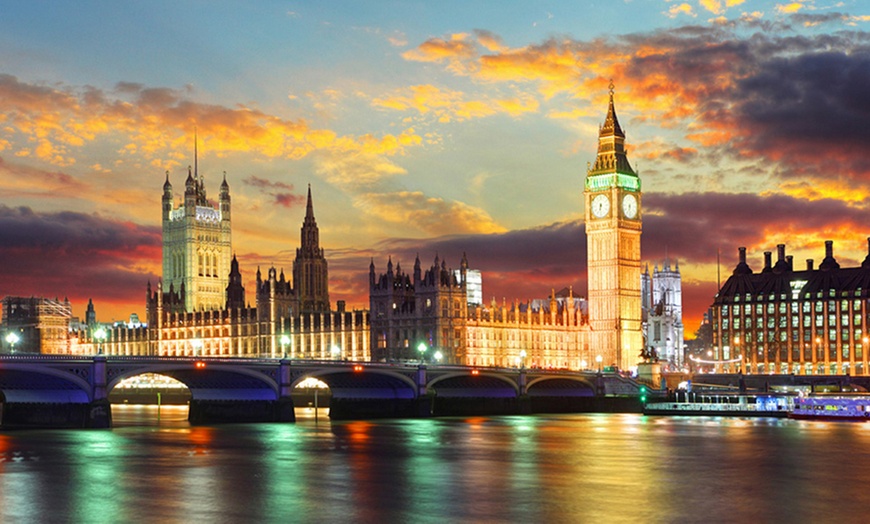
[712,239,870,375]
[641,259,685,369]
[1,296,72,354]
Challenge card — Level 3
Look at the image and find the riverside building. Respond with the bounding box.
[712,239,870,375]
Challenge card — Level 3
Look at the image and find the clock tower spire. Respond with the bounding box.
[584,82,643,371]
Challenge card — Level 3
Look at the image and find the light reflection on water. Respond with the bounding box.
[2,407,870,523]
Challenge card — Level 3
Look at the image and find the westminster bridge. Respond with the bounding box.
[0,355,645,428]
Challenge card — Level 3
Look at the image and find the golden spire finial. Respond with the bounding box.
[608,79,615,97]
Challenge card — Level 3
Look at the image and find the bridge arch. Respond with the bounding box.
[427,371,520,396]
[107,363,280,401]
[293,367,418,400]
[0,363,93,403]
[526,375,596,396]
[290,367,417,393]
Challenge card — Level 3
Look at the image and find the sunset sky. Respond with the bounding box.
[1,1,869,335]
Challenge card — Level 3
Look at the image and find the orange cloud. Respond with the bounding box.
[372,84,539,122]
[0,75,422,171]
[355,191,507,236]
[775,181,870,204]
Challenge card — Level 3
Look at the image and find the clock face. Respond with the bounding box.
[591,194,610,218]
[622,194,638,219]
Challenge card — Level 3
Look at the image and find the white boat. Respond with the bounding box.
[789,395,870,421]
[644,394,794,417]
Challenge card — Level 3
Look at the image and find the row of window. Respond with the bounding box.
[721,314,864,330]
[731,289,862,302]
[721,299,863,316]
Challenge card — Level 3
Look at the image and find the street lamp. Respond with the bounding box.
[733,336,740,373]
[94,327,107,355]
[596,354,603,372]
[434,350,443,364]
[280,334,290,358]
[417,342,427,364]
[331,344,341,360]
[191,338,203,357]
[519,349,527,370]
[581,359,588,370]
[5,332,19,354]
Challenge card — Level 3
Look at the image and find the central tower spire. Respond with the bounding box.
[589,81,635,177]
[293,184,330,313]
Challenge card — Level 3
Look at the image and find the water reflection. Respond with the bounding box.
[3,410,870,522]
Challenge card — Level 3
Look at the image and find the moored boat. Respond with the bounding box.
[644,393,794,417]
[789,395,870,421]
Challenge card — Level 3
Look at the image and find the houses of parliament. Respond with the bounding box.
[3,91,687,372]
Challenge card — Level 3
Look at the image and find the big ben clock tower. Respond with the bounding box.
[584,83,642,371]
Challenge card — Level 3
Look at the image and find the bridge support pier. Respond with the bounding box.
[87,399,112,428]
[274,396,296,422]
[88,356,112,428]
[415,393,434,417]
[517,394,532,415]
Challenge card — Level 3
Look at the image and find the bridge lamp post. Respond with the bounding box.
[596,354,603,373]
[5,332,19,354]
[581,359,588,371]
[280,335,290,359]
[434,350,443,364]
[331,344,341,361]
[94,328,107,355]
[519,350,527,370]
[417,342,427,364]
[191,338,203,357]
[736,336,740,373]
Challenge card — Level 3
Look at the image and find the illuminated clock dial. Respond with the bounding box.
[591,194,610,218]
[622,194,638,219]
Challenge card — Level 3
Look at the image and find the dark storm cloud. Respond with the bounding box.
[642,191,870,262]
[733,49,870,176]
[0,205,160,310]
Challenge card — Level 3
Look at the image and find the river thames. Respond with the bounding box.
[2,406,870,523]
